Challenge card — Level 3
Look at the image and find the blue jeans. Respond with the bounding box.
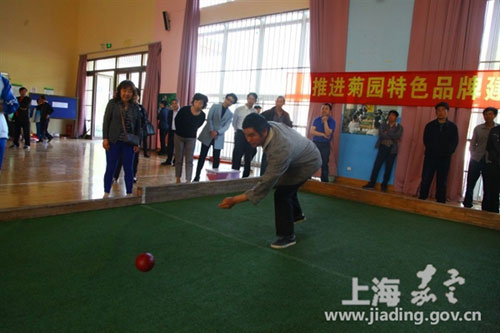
[0,138,6,170]
[104,141,135,194]
[35,122,41,139]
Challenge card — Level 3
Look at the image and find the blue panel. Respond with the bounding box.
[29,93,77,120]
[338,133,398,184]
[336,0,413,184]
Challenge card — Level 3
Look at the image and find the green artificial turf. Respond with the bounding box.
[0,192,499,332]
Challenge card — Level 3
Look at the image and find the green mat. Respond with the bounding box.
[0,192,499,332]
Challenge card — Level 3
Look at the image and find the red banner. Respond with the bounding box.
[310,70,500,109]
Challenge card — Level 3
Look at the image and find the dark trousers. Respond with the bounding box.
[159,128,168,153]
[260,153,268,176]
[274,182,306,237]
[481,163,500,213]
[314,141,331,182]
[232,130,257,177]
[142,135,148,156]
[419,155,451,203]
[40,118,53,141]
[368,145,397,186]
[463,158,486,207]
[114,152,139,179]
[13,121,30,147]
[166,130,175,163]
[5,114,14,138]
[195,140,221,179]
[104,141,135,194]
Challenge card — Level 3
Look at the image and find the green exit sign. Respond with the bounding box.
[106,43,112,49]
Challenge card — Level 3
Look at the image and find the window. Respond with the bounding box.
[117,54,142,68]
[195,10,310,161]
[85,52,147,138]
[463,0,500,201]
[200,0,234,9]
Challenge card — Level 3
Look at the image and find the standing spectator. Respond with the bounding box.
[482,123,500,212]
[157,101,169,155]
[260,96,293,175]
[362,110,403,191]
[37,95,54,143]
[102,80,142,197]
[174,93,208,183]
[418,102,459,203]
[0,75,19,174]
[33,98,42,141]
[193,93,236,182]
[113,93,147,183]
[136,91,149,158]
[11,87,32,150]
[310,103,336,182]
[162,98,180,166]
[463,107,497,208]
[232,92,258,178]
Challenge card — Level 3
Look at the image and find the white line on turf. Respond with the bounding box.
[141,204,356,282]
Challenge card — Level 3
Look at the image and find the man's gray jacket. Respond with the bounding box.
[245,122,321,204]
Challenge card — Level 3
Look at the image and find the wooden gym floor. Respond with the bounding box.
[1,138,498,230]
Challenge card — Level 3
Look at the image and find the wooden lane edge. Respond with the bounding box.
[140,177,261,204]
[301,180,500,231]
[0,196,142,222]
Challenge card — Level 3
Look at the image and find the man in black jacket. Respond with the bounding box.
[482,124,500,212]
[418,101,459,203]
[38,95,54,142]
[11,87,32,150]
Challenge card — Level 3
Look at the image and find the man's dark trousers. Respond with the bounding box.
[274,181,306,237]
[463,157,485,207]
[368,145,396,186]
[419,155,451,203]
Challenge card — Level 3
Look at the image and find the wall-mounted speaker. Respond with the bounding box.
[163,11,171,31]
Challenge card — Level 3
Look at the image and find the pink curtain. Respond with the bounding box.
[307,0,350,177]
[74,54,87,138]
[177,0,200,106]
[142,42,162,150]
[394,0,487,202]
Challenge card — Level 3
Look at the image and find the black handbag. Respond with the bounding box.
[119,106,140,146]
[146,120,155,136]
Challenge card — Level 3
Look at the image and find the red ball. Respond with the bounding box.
[135,252,155,272]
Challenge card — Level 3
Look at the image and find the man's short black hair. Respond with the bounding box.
[435,101,450,111]
[388,110,399,117]
[322,103,332,110]
[242,113,270,135]
[225,93,238,104]
[483,106,498,116]
[191,93,208,109]
[247,92,258,100]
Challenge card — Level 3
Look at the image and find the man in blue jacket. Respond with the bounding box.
[193,93,237,182]
[0,75,19,174]
[157,101,169,155]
